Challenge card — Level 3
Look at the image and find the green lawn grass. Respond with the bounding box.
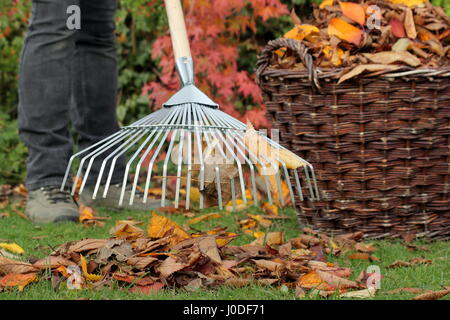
[0,202,448,300]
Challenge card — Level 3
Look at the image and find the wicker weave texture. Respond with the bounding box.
[257,41,450,239]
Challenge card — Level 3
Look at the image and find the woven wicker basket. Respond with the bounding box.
[256,38,450,240]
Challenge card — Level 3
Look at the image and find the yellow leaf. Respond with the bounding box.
[322,45,344,67]
[79,204,96,223]
[319,0,334,9]
[283,24,320,42]
[266,232,284,246]
[247,214,272,228]
[262,202,278,216]
[110,220,145,240]
[187,213,222,225]
[0,243,25,255]
[225,198,252,212]
[328,17,363,46]
[253,231,266,239]
[339,1,365,25]
[79,255,102,282]
[215,232,239,247]
[147,212,190,246]
[387,0,427,8]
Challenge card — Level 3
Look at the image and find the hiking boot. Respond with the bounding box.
[25,187,79,224]
[79,184,165,211]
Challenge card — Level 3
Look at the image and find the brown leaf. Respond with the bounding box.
[198,236,222,264]
[126,256,158,269]
[129,282,165,295]
[339,287,377,298]
[0,256,37,275]
[413,289,450,300]
[347,252,371,260]
[386,287,432,295]
[110,221,144,240]
[355,243,376,254]
[290,8,301,25]
[316,270,360,289]
[387,260,411,268]
[338,64,401,84]
[252,259,283,272]
[404,8,417,39]
[68,239,107,253]
[158,256,187,278]
[363,51,421,67]
[266,232,284,246]
[33,256,76,270]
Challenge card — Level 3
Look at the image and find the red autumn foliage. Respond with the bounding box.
[143,0,289,129]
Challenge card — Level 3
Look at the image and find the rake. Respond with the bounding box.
[61,0,320,211]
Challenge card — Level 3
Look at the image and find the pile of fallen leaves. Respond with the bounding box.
[2,210,450,300]
[274,0,450,83]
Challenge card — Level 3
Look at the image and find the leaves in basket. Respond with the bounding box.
[327,18,363,46]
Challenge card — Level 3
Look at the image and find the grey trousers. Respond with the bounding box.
[18,0,126,191]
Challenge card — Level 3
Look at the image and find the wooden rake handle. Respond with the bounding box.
[164,0,192,60]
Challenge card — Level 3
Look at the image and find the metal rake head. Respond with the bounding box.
[60,0,320,211]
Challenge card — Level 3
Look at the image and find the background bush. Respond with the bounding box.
[0,0,448,185]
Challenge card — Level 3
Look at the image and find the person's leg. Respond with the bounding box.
[18,0,79,191]
[18,0,80,223]
[71,0,126,187]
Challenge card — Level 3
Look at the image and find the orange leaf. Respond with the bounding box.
[283,24,320,42]
[339,1,365,25]
[187,213,222,225]
[262,202,278,216]
[0,273,37,291]
[390,19,406,38]
[328,18,363,46]
[79,204,95,223]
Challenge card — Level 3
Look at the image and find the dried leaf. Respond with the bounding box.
[386,287,432,294]
[316,270,359,289]
[339,287,377,298]
[0,256,37,275]
[187,213,222,225]
[363,51,421,66]
[68,239,107,253]
[390,19,406,38]
[252,259,283,272]
[0,273,37,291]
[339,1,366,25]
[198,236,222,264]
[338,64,401,84]
[129,282,165,295]
[126,256,158,269]
[404,8,417,39]
[79,255,102,282]
[147,212,190,246]
[290,8,301,25]
[79,204,96,223]
[33,256,75,270]
[262,202,278,216]
[110,220,144,240]
[0,243,24,255]
[158,256,187,278]
[328,18,363,46]
[413,289,450,300]
[266,232,284,246]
